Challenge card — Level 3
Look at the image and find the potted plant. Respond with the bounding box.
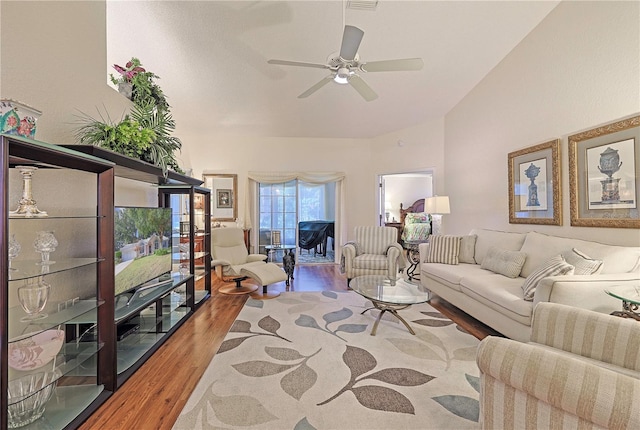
[77,57,183,176]
[110,58,169,111]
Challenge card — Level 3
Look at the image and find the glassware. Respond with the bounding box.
[7,369,60,428]
[34,231,58,265]
[8,234,21,271]
[17,277,50,322]
[9,166,48,218]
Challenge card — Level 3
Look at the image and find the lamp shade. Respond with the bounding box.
[424,196,450,214]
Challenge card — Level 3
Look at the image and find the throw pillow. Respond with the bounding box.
[561,248,603,275]
[458,234,477,264]
[425,235,461,265]
[480,246,527,278]
[522,255,575,301]
[404,212,430,224]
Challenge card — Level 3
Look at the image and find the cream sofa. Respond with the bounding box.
[418,229,640,342]
[477,302,640,429]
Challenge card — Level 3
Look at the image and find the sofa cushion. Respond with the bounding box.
[458,234,477,264]
[562,248,603,275]
[459,275,533,325]
[421,262,489,291]
[425,235,461,265]
[470,229,527,265]
[480,246,527,278]
[522,255,575,301]
[519,231,640,277]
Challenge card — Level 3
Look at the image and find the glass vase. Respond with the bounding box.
[17,277,50,322]
[8,234,21,271]
[34,231,58,265]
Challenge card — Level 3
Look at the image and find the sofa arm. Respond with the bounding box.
[533,273,639,313]
[418,242,430,264]
[530,302,640,372]
[477,336,640,430]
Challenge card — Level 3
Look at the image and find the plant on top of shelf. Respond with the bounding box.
[76,57,183,175]
[109,58,169,112]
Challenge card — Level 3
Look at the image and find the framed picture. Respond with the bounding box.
[569,115,640,228]
[216,189,232,208]
[508,139,561,225]
[194,194,204,210]
[203,173,238,222]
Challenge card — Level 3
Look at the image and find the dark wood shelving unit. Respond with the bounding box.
[1,138,209,429]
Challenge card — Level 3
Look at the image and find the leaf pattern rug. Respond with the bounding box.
[173,291,481,430]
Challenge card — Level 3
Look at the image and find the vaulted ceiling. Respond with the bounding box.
[107,1,559,139]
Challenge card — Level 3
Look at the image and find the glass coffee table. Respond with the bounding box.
[349,275,431,335]
[605,285,640,321]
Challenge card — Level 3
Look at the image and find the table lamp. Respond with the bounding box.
[424,196,450,235]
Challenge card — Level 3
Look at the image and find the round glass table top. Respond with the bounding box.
[349,275,430,305]
[605,285,640,305]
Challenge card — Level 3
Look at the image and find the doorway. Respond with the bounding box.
[379,171,434,226]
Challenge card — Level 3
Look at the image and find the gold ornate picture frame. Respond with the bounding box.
[508,139,561,225]
[568,115,640,228]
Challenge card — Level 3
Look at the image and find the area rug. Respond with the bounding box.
[173,291,481,430]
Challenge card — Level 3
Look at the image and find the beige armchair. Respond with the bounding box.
[342,226,405,286]
[476,302,640,429]
[211,227,286,298]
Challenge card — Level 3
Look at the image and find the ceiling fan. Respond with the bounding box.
[268,25,423,101]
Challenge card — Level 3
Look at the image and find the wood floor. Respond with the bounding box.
[79,265,499,430]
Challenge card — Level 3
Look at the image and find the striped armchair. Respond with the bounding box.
[342,226,405,286]
[477,302,640,429]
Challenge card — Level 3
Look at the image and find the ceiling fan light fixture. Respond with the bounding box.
[334,67,350,84]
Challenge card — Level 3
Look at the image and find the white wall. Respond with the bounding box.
[444,1,640,246]
[1,1,129,145]
[185,133,375,236]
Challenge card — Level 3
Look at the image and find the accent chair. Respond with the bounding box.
[342,226,405,286]
[476,302,640,429]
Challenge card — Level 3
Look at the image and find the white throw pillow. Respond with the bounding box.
[458,235,477,264]
[562,248,603,275]
[425,235,461,265]
[480,246,527,278]
[522,255,574,301]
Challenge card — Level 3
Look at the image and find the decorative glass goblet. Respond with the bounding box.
[8,234,21,271]
[34,231,58,265]
[17,277,50,322]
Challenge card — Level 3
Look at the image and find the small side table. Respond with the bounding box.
[605,286,640,321]
[265,245,296,263]
[404,239,428,282]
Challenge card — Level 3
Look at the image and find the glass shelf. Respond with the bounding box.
[8,258,103,281]
[9,300,102,342]
[26,385,105,430]
[9,215,104,220]
[114,273,191,323]
[8,341,102,392]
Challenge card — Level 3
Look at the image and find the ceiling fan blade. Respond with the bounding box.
[298,76,333,98]
[268,59,329,70]
[349,75,378,101]
[360,58,424,72]
[339,25,364,61]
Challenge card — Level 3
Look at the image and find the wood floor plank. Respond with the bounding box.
[79,265,496,429]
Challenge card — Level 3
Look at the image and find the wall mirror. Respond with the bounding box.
[203,173,238,222]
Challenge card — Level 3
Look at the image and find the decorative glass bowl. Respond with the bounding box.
[17,278,50,322]
[34,231,58,265]
[7,369,60,428]
[9,329,64,371]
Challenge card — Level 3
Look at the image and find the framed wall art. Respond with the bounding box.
[568,115,640,228]
[203,173,237,222]
[508,139,561,225]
